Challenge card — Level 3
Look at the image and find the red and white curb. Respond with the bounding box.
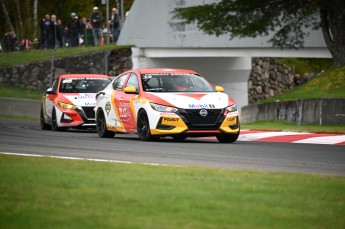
[238,130,345,145]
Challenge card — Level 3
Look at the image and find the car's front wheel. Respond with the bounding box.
[96,109,115,138]
[51,109,66,131]
[216,131,239,143]
[40,106,51,130]
[137,109,154,141]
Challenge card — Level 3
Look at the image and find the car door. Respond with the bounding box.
[106,74,129,132]
[116,73,140,132]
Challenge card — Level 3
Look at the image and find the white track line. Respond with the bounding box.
[0,152,174,167]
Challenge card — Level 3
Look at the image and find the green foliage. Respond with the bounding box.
[1,154,345,228]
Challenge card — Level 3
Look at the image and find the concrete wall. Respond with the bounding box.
[241,98,345,125]
[0,98,41,119]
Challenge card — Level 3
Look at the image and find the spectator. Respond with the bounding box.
[80,17,88,46]
[110,8,120,44]
[48,15,57,49]
[56,19,64,48]
[90,6,103,46]
[40,14,50,49]
[3,31,17,52]
[20,36,31,50]
[32,38,40,49]
[68,12,81,47]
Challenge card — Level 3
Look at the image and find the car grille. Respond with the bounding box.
[82,106,95,119]
[179,109,224,130]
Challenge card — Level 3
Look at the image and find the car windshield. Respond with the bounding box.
[141,73,215,92]
[59,78,111,93]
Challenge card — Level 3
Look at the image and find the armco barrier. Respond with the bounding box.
[241,98,345,125]
[0,97,41,119]
[1,97,344,125]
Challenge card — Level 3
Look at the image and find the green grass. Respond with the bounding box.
[0,154,344,229]
[0,84,44,100]
[275,58,333,76]
[241,120,345,134]
[0,45,129,67]
[260,66,345,103]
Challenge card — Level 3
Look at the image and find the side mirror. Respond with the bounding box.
[124,86,138,94]
[46,88,56,95]
[215,86,224,92]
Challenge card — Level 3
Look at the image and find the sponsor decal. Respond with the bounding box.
[105,102,111,116]
[163,117,179,122]
[227,117,235,122]
[160,112,178,116]
[75,95,95,99]
[62,79,72,83]
[118,102,131,121]
[189,104,215,109]
[85,102,96,106]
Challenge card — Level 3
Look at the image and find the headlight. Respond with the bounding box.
[223,104,237,117]
[150,102,178,113]
[226,104,237,112]
[58,101,76,109]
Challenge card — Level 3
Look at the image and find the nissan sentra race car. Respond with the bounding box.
[40,74,112,130]
[95,68,240,143]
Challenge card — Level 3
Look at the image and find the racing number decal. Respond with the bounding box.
[118,103,131,121]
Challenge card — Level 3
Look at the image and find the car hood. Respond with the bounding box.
[143,92,232,109]
[63,93,97,107]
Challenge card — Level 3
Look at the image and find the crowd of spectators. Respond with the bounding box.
[1,6,122,52]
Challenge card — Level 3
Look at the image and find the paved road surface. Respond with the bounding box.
[0,118,344,176]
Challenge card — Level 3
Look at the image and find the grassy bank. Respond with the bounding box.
[0,84,44,100]
[0,45,128,67]
[261,66,345,103]
[1,154,344,229]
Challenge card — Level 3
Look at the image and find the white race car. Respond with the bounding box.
[41,74,111,130]
[95,68,240,143]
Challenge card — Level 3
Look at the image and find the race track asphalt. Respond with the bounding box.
[0,118,344,176]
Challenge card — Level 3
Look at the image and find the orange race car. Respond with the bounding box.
[40,74,112,130]
[95,68,240,143]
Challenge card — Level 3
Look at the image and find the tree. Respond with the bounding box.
[0,0,15,32]
[173,0,345,66]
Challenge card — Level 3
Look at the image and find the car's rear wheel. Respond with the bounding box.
[96,109,115,138]
[137,109,154,141]
[216,131,239,143]
[40,106,51,130]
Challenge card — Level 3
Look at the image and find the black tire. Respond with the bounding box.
[216,131,240,143]
[40,106,51,130]
[51,109,66,131]
[137,109,154,141]
[96,109,115,138]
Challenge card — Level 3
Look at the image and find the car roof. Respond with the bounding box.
[58,74,110,79]
[135,68,199,75]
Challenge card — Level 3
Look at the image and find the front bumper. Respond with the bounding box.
[150,108,240,136]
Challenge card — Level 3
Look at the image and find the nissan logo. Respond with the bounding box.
[199,109,208,117]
